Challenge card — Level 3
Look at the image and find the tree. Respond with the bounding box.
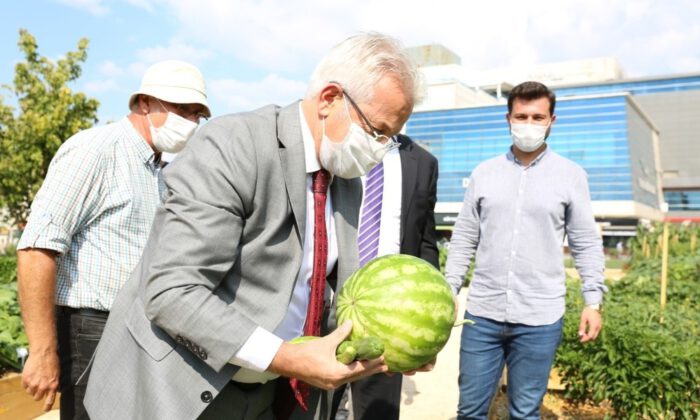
[0,29,99,226]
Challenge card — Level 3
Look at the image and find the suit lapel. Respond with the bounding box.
[399,135,418,244]
[331,176,362,284]
[277,102,307,242]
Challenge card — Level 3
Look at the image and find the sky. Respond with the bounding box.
[2,0,699,123]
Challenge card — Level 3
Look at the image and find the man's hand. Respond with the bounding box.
[578,307,602,343]
[17,248,60,411]
[402,357,436,376]
[21,350,60,411]
[268,321,388,390]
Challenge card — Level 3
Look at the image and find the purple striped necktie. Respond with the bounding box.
[358,161,384,266]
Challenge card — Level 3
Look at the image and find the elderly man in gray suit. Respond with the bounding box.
[84,32,423,420]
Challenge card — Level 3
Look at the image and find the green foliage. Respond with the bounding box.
[555,223,700,419]
[0,256,24,371]
[0,279,27,371]
[628,222,700,261]
[0,256,17,284]
[439,242,447,272]
[0,29,99,225]
[438,242,474,287]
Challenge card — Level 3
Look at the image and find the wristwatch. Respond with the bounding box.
[586,303,602,311]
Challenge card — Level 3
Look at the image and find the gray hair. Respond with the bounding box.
[306,32,424,105]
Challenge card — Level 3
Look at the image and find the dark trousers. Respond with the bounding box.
[199,379,331,420]
[331,373,402,420]
[56,307,108,420]
[198,381,276,420]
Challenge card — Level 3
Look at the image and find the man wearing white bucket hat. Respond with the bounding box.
[16,60,210,420]
[128,60,211,159]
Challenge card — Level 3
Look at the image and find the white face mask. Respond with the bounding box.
[318,100,397,178]
[510,123,549,153]
[147,110,198,153]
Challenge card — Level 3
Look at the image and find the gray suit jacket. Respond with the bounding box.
[84,103,362,420]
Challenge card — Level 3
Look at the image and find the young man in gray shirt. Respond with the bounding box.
[445,81,607,420]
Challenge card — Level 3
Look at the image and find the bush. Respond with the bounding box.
[555,242,700,418]
[556,223,700,418]
[628,222,700,261]
[0,284,26,371]
[0,256,17,284]
[557,280,699,418]
[0,256,25,372]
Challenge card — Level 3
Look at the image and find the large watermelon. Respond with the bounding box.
[336,254,456,372]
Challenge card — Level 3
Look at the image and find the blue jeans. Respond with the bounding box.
[457,312,563,420]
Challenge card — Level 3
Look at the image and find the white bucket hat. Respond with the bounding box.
[129,60,211,118]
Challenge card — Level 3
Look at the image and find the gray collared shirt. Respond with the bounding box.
[445,147,606,326]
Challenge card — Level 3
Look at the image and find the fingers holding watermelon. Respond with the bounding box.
[267,320,389,390]
[402,356,437,376]
[269,254,458,389]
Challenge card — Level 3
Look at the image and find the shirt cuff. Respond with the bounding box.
[229,327,283,372]
[17,213,70,254]
[582,289,604,306]
[445,276,461,296]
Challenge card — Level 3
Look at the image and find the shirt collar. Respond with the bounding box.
[299,102,322,174]
[121,117,158,165]
[507,144,550,168]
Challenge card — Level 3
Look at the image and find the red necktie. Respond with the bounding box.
[303,168,331,337]
[274,169,331,419]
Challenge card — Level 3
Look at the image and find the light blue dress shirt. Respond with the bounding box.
[445,147,607,326]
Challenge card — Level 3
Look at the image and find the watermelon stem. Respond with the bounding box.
[453,319,476,327]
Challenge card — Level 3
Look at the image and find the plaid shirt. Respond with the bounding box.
[18,118,166,311]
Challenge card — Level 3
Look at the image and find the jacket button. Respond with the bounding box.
[201,391,213,403]
[199,351,208,361]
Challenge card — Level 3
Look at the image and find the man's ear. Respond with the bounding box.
[137,95,152,115]
[505,113,512,131]
[550,114,557,125]
[317,83,344,119]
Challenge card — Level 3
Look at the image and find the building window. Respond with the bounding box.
[665,190,700,212]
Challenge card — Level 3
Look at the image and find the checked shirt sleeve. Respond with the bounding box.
[18,141,104,255]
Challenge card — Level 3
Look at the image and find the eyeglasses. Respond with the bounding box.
[170,103,208,122]
[332,83,395,146]
[156,98,208,122]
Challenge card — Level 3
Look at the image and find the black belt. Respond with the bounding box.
[231,380,264,391]
[56,306,109,317]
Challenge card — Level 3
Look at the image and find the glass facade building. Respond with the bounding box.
[665,190,700,212]
[554,74,700,98]
[406,70,700,225]
[406,95,661,214]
